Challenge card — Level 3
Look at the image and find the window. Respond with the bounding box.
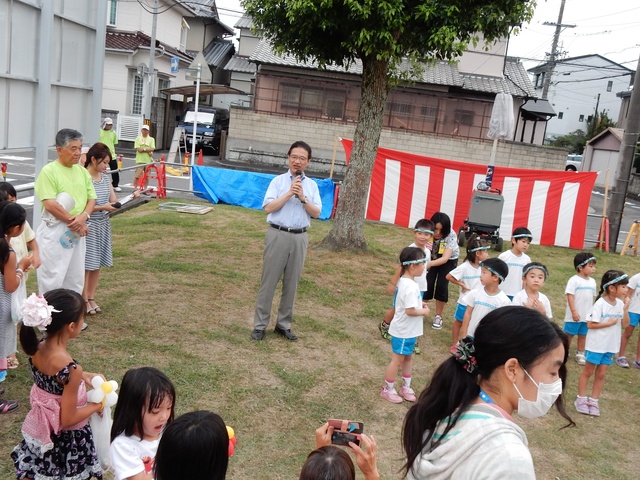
[107,0,117,26]
[389,102,413,115]
[454,109,475,126]
[579,114,584,122]
[558,112,563,119]
[534,72,545,89]
[300,88,323,111]
[132,74,143,115]
[607,80,613,92]
[420,105,438,119]
[158,78,170,99]
[280,84,301,108]
[587,115,593,123]
[180,18,190,51]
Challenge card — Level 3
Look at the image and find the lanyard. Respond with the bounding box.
[478,388,495,404]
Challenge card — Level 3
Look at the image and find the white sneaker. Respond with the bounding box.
[432,315,443,330]
[575,352,586,365]
[114,187,122,192]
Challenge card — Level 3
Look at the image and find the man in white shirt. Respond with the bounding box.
[251,141,322,342]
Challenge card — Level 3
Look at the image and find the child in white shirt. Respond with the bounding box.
[498,227,532,300]
[460,258,511,338]
[617,271,640,368]
[511,262,552,318]
[563,253,597,366]
[446,235,490,345]
[381,247,430,404]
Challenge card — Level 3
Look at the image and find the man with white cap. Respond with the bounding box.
[34,129,96,297]
[99,117,120,191]
[133,124,155,191]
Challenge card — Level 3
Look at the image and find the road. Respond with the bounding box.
[2,150,639,252]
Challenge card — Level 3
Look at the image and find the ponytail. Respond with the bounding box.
[0,201,25,266]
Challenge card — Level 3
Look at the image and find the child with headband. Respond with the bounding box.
[498,227,532,300]
[511,262,552,319]
[575,270,629,416]
[380,247,430,404]
[617,269,640,369]
[446,235,490,345]
[460,258,510,339]
[563,253,597,366]
[380,219,434,354]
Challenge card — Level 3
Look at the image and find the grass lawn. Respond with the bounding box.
[2,200,640,479]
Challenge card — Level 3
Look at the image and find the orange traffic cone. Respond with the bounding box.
[197,149,203,166]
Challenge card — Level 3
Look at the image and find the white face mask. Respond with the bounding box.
[513,368,562,419]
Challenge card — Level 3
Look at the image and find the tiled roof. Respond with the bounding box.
[203,38,235,67]
[235,15,254,29]
[224,55,257,74]
[179,0,216,18]
[250,39,536,97]
[106,31,192,61]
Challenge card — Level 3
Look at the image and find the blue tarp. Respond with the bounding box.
[192,166,335,220]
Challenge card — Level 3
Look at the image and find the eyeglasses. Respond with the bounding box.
[289,154,308,162]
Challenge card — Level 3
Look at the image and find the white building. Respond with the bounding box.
[0,0,107,151]
[103,0,234,145]
[529,55,633,140]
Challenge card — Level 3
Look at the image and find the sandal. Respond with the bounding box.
[88,298,101,313]
[86,301,96,315]
[7,357,19,369]
[0,398,19,414]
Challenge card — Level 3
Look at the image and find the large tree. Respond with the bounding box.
[243,0,535,250]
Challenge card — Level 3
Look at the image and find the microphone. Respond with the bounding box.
[294,170,302,198]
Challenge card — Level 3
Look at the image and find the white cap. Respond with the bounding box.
[104,117,113,125]
[141,125,150,131]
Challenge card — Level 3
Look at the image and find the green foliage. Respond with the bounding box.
[549,129,587,154]
[243,0,536,66]
[549,111,617,154]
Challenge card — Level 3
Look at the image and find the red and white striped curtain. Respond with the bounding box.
[341,139,598,249]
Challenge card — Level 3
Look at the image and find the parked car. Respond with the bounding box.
[179,107,230,155]
[565,154,583,171]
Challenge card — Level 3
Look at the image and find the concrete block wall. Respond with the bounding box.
[227,107,567,175]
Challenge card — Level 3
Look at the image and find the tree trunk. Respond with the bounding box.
[319,57,389,251]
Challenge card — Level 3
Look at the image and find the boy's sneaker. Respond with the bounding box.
[380,387,403,404]
[432,315,443,330]
[616,356,630,368]
[588,398,600,417]
[575,352,586,365]
[574,397,590,415]
[378,322,391,340]
[633,360,640,369]
[400,386,417,402]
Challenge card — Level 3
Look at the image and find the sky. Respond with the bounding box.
[214,0,640,71]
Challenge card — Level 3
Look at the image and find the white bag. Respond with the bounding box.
[11,272,27,324]
[89,406,113,469]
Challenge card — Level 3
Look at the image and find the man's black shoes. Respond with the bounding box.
[250,329,266,341]
[274,326,298,342]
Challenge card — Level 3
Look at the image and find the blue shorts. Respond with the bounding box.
[585,351,614,365]
[629,312,640,327]
[391,336,417,356]
[454,303,466,322]
[563,321,588,336]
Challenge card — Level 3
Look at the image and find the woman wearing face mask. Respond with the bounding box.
[402,306,574,479]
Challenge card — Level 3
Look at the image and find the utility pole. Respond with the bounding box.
[608,53,640,252]
[146,0,158,120]
[541,0,575,99]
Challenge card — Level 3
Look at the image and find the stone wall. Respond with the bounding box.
[226,107,567,176]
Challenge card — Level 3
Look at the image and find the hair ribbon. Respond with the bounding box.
[450,336,478,374]
[577,256,597,268]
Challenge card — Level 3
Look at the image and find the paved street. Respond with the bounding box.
[2,149,639,252]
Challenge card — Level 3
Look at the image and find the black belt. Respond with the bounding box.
[270,223,307,234]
